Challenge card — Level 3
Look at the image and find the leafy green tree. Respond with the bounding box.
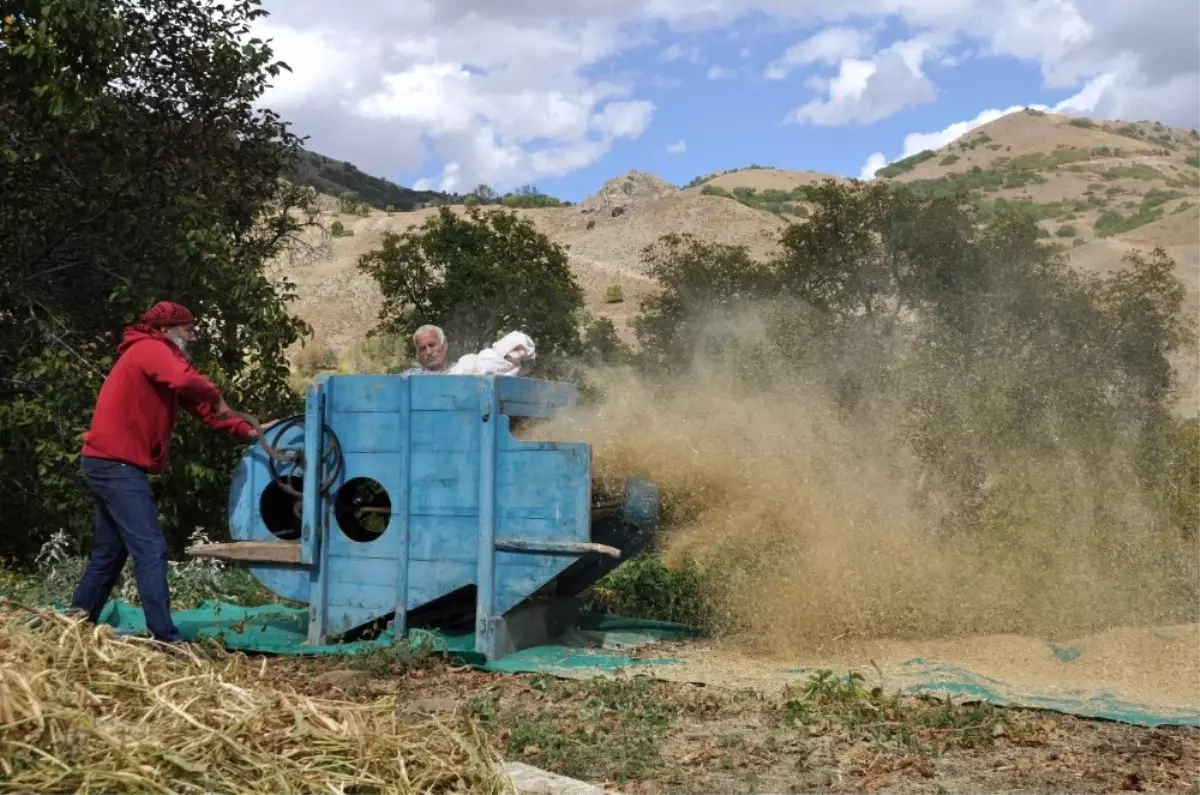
[358,206,585,373]
[580,316,633,367]
[499,185,567,208]
[775,180,981,335]
[470,184,497,204]
[0,0,312,563]
[633,233,777,371]
[631,178,1195,538]
[337,191,362,214]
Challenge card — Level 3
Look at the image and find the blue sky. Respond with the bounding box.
[529,33,1081,202]
[255,1,1199,203]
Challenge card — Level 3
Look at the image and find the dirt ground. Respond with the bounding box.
[271,647,1200,795]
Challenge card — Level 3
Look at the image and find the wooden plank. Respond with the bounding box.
[495,538,621,559]
[186,541,303,565]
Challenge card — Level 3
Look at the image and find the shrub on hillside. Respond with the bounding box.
[875,150,936,178]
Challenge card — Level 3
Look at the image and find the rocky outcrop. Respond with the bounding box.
[580,170,677,216]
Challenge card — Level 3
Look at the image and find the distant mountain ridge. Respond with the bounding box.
[289,149,462,211]
[274,110,1199,414]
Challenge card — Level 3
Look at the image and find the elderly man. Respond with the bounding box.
[69,301,257,645]
[400,324,449,375]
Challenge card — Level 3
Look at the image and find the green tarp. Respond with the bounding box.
[92,600,1199,728]
[783,660,1200,729]
[94,599,697,674]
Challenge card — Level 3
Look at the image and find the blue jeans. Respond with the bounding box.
[69,456,182,643]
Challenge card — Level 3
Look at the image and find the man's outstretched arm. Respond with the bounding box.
[181,392,256,440]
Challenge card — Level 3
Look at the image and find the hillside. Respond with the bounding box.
[277,187,786,357]
[273,110,1199,412]
[288,149,462,211]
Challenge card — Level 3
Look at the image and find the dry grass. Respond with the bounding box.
[0,600,510,794]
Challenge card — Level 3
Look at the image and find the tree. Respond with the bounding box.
[470,184,497,203]
[630,179,1195,538]
[358,206,585,372]
[0,0,313,563]
[580,316,633,367]
[337,191,362,214]
[633,233,777,371]
[499,185,567,209]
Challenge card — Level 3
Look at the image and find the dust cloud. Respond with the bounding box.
[535,301,1199,655]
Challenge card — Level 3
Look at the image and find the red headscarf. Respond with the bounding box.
[133,301,195,332]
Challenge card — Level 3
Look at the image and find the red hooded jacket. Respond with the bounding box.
[81,327,254,473]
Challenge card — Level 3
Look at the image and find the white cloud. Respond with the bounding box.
[765,26,876,80]
[253,2,659,192]
[784,38,939,126]
[667,138,688,154]
[591,100,656,138]
[859,152,887,180]
[251,0,1199,192]
[707,65,734,79]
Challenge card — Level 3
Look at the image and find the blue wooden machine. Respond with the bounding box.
[186,373,659,660]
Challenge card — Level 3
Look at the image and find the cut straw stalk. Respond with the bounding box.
[0,599,511,794]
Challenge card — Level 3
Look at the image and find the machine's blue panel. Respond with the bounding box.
[409,376,483,412]
[228,421,311,603]
[491,414,590,614]
[495,376,577,418]
[319,377,411,636]
[220,372,633,656]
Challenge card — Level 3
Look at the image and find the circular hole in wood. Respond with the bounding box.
[260,476,303,540]
[334,477,391,542]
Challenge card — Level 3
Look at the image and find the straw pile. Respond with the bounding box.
[0,599,510,794]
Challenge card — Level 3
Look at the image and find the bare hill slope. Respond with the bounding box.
[279,181,786,354]
[275,110,1198,409]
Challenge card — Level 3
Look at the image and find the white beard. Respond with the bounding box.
[166,330,190,359]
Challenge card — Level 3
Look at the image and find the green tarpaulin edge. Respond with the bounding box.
[91,599,697,673]
[779,661,1200,729]
[83,600,1199,728]
[898,659,1200,728]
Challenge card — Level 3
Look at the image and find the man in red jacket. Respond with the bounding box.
[69,301,257,644]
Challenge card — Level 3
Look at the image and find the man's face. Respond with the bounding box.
[165,324,196,357]
[505,344,527,365]
[414,330,447,370]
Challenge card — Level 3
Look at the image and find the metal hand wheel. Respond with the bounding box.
[237,412,344,498]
